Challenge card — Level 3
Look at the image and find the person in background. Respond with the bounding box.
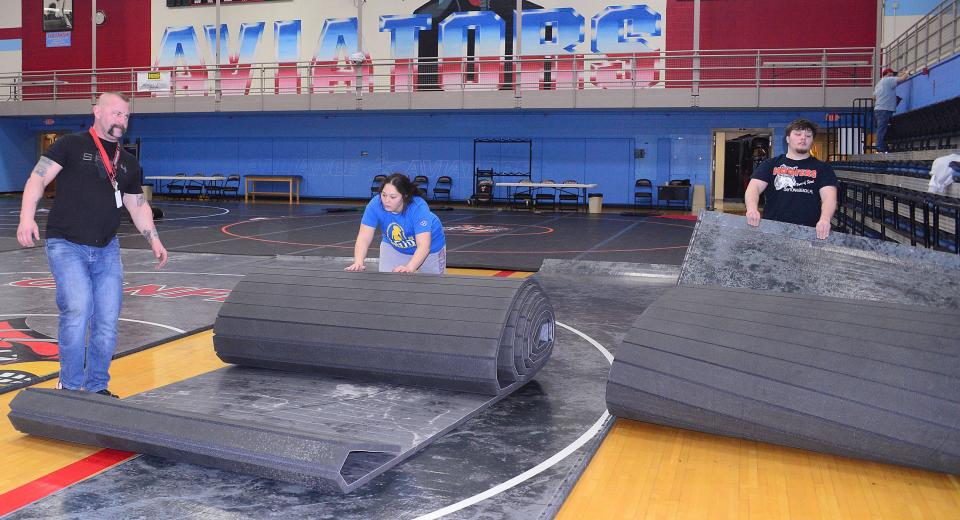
[16,92,168,398]
[346,173,446,274]
[873,67,909,153]
[745,119,838,240]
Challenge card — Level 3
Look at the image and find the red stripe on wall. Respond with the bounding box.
[493,270,516,277]
[0,449,135,516]
[0,27,22,40]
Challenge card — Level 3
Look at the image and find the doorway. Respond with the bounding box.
[711,129,772,213]
[38,131,68,198]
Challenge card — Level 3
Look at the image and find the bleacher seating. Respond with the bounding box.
[831,150,960,254]
[885,95,960,152]
[835,179,959,252]
[830,94,960,255]
[832,159,936,179]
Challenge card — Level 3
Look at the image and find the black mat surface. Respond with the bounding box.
[0,199,695,271]
[607,285,960,475]
[680,211,960,308]
[6,260,676,520]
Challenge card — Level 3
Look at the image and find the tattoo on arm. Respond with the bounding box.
[142,229,159,243]
[33,157,53,178]
[136,194,146,207]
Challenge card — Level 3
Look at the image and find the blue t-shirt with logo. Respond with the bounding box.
[361,195,446,254]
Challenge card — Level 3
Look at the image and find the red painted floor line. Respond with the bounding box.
[0,449,135,516]
[493,270,516,277]
[655,214,699,221]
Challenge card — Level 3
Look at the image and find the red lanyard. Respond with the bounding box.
[89,127,120,188]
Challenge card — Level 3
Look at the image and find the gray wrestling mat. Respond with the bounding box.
[0,248,265,392]
[10,261,557,493]
[606,285,960,475]
[679,211,960,308]
[6,260,676,520]
[214,261,555,395]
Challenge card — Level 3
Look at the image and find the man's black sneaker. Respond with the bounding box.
[94,389,119,398]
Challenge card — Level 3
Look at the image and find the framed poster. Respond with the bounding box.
[42,0,73,32]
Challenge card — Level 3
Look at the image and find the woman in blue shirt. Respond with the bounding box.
[346,173,447,274]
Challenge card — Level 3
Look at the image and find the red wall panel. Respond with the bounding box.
[667,0,877,51]
[22,0,150,72]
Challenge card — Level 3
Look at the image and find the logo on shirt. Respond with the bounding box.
[386,223,416,249]
[82,153,93,161]
[772,164,816,194]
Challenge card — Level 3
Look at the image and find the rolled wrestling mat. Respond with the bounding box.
[606,285,960,475]
[679,211,960,309]
[212,263,556,395]
[9,261,556,492]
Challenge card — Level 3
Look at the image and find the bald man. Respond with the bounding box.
[16,92,168,397]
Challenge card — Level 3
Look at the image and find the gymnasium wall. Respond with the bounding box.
[0,107,825,204]
[0,1,860,202]
[896,53,960,113]
[21,0,151,73]
[0,2,21,75]
[0,117,36,193]
[14,1,877,73]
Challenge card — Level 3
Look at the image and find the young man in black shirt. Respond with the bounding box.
[16,92,168,397]
[745,119,838,239]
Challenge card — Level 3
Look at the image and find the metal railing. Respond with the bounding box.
[826,97,876,161]
[0,48,874,104]
[884,0,960,72]
[836,178,960,253]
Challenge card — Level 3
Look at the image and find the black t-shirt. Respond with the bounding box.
[751,155,837,227]
[43,131,143,246]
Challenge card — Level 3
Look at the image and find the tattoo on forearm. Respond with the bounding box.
[33,157,53,178]
[142,229,159,243]
[136,194,146,207]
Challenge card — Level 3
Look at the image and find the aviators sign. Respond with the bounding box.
[150,0,666,94]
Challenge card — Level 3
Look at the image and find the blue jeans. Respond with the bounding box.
[875,110,893,152]
[46,237,123,392]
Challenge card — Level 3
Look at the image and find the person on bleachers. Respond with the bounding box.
[745,119,838,239]
[928,153,960,194]
[346,173,447,274]
[873,68,909,153]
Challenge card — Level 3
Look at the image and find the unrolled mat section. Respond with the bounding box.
[606,285,960,475]
[9,263,556,493]
[679,211,960,309]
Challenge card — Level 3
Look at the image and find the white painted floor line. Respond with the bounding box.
[414,320,613,520]
[0,314,186,334]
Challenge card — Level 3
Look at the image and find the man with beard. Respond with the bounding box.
[16,92,168,397]
[745,119,838,239]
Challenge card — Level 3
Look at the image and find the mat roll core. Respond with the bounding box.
[213,263,556,395]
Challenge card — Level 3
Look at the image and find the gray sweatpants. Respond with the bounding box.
[378,242,446,274]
